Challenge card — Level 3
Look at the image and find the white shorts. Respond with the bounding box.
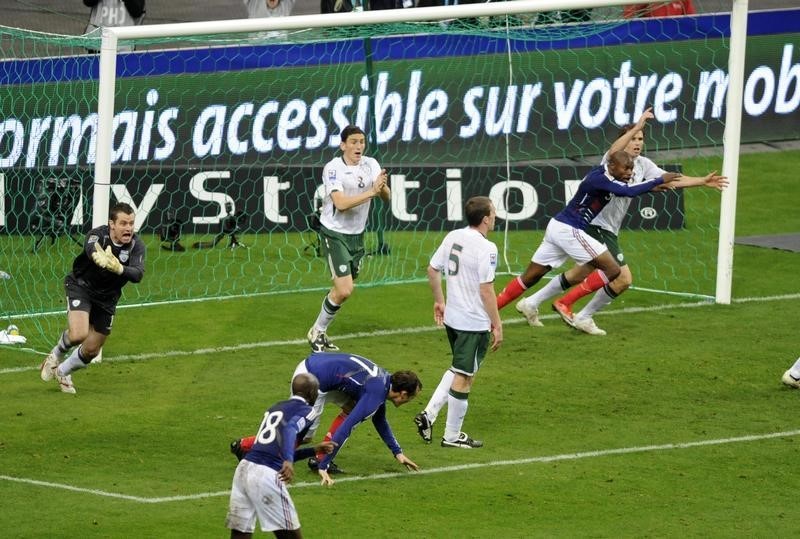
[225,459,300,533]
[292,359,352,440]
[532,219,608,267]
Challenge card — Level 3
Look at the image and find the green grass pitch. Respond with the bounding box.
[2,150,800,537]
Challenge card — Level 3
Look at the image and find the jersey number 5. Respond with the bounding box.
[447,243,463,276]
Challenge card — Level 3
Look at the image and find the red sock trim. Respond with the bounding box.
[317,412,348,460]
[560,271,608,307]
[497,276,527,310]
[240,435,256,452]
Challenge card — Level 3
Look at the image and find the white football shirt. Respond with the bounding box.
[430,227,498,332]
[592,153,667,235]
[319,155,382,235]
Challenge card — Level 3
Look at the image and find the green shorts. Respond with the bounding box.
[584,224,626,267]
[319,225,365,279]
[445,326,489,376]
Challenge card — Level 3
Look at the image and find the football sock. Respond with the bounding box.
[559,270,608,308]
[789,357,800,379]
[576,285,618,319]
[443,390,469,442]
[241,436,256,452]
[313,294,341,332]
[523,273,569,309]
[424,369,455,424]
[317,412,347,460]
[51,330,72,360]
[57,346,89,376]
[496,276,527,310]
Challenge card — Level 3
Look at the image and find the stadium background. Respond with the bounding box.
[3,2,800,538]
[7,0,800,36]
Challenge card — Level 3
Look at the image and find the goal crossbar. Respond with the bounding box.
[105,0,647,40]
[93,0,750,305]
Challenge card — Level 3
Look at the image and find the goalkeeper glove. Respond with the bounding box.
[91,243,124,275]
[103,245,124,275]
[91,242,108,268]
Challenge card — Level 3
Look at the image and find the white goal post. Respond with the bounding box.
[93,0,749,304]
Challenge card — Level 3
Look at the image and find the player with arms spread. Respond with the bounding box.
[514,108,726,335]
[495,151,680,322]
[225,373,336,539]
[306,125,391,353]
[39,202,145,394]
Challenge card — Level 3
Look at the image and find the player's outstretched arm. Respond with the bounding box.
[649,172,684,192]
[667,170,728,191]
[395,452,419,471]
[317,469,334,487]
[314,441,338,455]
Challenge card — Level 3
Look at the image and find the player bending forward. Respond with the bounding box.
[225,373,336,538]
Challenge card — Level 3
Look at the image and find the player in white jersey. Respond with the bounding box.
[515,108,727,335]
[414,196,502,449]
[306,125,391,352]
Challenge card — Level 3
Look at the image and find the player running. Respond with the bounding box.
[495,151,680,323]
[305,125,391,353]
[39,202,145,394]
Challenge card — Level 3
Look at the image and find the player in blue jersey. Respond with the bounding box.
[496,150,680,324]
[232,352,422,485]
[516,109,727,335]
[226,372,336,538]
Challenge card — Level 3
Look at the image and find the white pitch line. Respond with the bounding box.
[3,428,799,503]
[0,474,229,503]
[6,292,800,369]
[7,294,800,375]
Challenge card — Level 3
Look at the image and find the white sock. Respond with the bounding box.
[523,275,566,309]
[424,369,455,424]
[576,287,615,320]
[57,350,88,377]
[51,330,72,360]
[789,357,800,379]
[313,295,340,332]
[443,393,468,442]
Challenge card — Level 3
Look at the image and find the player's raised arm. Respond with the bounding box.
[608,107,654,155]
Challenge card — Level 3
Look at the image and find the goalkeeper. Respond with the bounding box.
[39,202,146,394]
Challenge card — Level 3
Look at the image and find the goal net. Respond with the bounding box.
[3,0,786,350]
